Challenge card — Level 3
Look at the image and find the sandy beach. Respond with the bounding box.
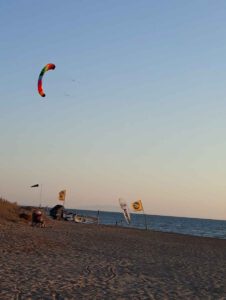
[1,221,226,299]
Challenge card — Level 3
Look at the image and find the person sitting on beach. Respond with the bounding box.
[32,209,45,227]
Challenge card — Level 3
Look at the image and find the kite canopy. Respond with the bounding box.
[38,63,55,97]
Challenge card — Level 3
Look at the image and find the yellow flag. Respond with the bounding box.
[58,190,66,201]
[131,200,143,211]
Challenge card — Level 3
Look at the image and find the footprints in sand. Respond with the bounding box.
[104,266,117,282]
[85,265,91,276]
[82,263,117,284]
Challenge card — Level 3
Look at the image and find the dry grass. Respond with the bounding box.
[0,198,20,224]
[0,199,55,227]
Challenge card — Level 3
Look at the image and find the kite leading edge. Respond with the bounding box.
[37,63,56,97]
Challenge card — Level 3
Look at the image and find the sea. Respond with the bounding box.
[66,209,226,240]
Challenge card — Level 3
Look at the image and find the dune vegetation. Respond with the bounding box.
[0,198,20,224]
[0,198,51,226]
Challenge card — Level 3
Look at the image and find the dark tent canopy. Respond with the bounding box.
[50,205,64,220]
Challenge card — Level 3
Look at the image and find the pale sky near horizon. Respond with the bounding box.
[1,1,226,219]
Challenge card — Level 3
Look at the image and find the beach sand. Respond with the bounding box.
[1,221,226,299]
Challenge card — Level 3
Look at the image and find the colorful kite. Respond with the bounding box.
[37,63,55,97]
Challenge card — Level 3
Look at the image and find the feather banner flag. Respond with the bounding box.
[30,184,39,188]
[58,190,66,201]
[119,198,131,224]
[131,200,143,211]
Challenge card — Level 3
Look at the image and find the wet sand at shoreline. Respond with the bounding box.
[1,221,226,299]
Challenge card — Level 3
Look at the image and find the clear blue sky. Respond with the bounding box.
[1,1,226,219]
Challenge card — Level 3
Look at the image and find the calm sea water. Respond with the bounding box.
[67,209,226,240]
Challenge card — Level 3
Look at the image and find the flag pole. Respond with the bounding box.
[30,184,42,207]
[58,190,66,208]
[39,184,43,208]
[143,208,148,230]
[131,200,147,230]
[97,210,100,225]
[64,191,66,208]
[140,200,148,230]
